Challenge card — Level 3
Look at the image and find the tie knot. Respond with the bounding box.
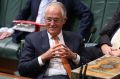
[53,36,59,40]
[53,36,59,45]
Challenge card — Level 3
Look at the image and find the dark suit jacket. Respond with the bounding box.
[18,30,86,78]
[98,5,120,46]
[12,0,93,43]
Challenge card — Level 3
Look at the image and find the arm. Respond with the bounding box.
[15,0,32,20]
[99,5,120,55]
[73,0,93,38]
[110,49,120,56]
[18,36,48,78]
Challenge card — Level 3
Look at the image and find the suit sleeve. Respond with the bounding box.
[15,0,31,20]
[18,36,47,78]
[73,0,93,38]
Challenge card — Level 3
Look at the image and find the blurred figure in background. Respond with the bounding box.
[0,0,93,43]
[98,4,120,57]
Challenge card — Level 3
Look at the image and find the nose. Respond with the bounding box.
[50,20,55,26]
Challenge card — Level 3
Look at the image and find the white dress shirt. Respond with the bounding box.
[111,28,120,49]
[38,31,80,76]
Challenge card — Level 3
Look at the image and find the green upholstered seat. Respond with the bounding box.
[0,37,20,60]
[0,0,27,60]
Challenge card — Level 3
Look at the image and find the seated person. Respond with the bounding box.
[80,5,120,62]
[0,0,93,43]
[84,5,120,60]
[18,2,89,79]
[98,4,120,57]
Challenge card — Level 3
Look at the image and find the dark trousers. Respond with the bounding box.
[43,75,69,79]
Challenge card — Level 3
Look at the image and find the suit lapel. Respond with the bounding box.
[40,30,50,53]
[37,31,50,78]
[63,31,73,51]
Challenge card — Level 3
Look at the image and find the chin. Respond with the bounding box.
[48,30,56,35]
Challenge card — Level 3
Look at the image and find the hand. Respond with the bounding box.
[40,44,77,62]
[53,44,77,60]
[40,48,57,62]
[109,49,120,57]
[101,44,112,55]
[0,32,12,40]
[40,44,64,62]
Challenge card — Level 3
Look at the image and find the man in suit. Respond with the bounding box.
[97,4,120,56]
[18,2,87,79]
[0,0,93,43]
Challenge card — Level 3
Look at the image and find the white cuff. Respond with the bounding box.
[7,28,14,34]
[0,27,14,34]
[0,27,9,32]
[72,54,80,65]
[38,56,44,66]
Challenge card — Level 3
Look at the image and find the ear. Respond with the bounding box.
[63,17,67,24]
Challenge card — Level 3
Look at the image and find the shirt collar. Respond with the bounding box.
[47,31,63,40]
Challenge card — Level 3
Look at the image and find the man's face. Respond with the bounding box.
[45,6,66,37]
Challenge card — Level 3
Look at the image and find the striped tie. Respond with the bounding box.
[53,36,72,78]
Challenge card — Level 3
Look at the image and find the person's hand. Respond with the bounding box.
[0,32,12,40]
[109,49,120,57]
[53,44,77,60]
[40,44,63,62]
[101,44,112,55]
[40,44,77,62]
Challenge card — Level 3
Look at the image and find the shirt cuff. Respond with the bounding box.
[38,56,44,66]
[72,54,80,65]
[0,27,14,34]
[0,27,9,32]
[7,28,14,34]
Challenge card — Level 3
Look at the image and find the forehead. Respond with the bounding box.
[45,6,62,17]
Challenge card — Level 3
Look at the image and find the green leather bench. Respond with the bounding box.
[0,37,20,60]
[0,0,27,60]
[0,0,119,60]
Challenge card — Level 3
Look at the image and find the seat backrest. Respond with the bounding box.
[0,0,27,28]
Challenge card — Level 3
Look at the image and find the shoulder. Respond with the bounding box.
[63,31,82,39]
[25,30,47,40]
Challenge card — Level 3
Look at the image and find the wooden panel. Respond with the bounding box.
[0,57,18,75]
[0,72,31,79]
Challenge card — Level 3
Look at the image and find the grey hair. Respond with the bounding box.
[44,2,67,17]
